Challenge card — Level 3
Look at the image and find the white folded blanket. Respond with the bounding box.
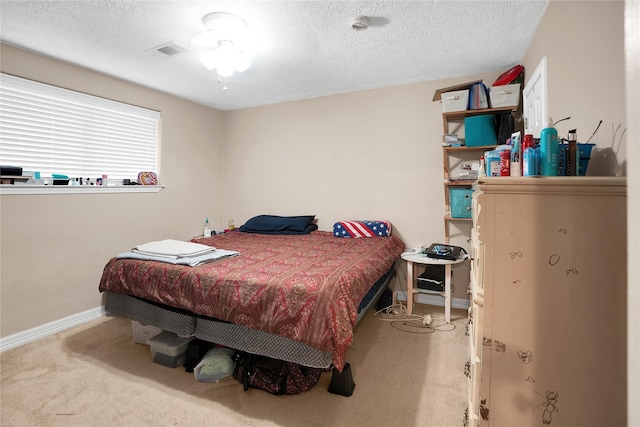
[132,239,215,259]
[117,248,239,267]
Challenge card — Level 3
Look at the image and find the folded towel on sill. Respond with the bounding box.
[117,248,239,267]
[132,239,215,259]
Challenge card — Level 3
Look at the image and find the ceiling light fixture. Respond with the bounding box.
[351,16,370,31]
[190,12,260,82]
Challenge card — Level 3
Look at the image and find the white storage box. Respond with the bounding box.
[131,321,163,345]
[148,331,195,368]
[489,83,521,108]
[441,89,469,112]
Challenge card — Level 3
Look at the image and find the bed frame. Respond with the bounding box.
[103,267,394,396]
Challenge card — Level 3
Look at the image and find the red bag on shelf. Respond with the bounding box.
[493,65,525,86]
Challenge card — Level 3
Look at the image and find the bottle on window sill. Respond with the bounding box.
[203,218,212,237]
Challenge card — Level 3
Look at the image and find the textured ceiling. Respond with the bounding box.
[0,1,549,111]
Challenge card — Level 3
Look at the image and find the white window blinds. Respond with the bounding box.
[0,73,159,180]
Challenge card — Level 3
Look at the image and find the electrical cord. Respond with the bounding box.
[374,303,457,334]
[392,321,436,334]
[423,313,457,332]
[376,252,459,334]
[373,302,423,322]
[373,303,434,335]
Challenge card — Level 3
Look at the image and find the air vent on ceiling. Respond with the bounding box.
[145,42,188,59]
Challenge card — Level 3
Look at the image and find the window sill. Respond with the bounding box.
[0,185,164,195]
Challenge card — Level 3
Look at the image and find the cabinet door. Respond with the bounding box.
[523,57,547,138]
[484,191,626,426]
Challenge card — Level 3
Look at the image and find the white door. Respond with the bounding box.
[523,57,548,138]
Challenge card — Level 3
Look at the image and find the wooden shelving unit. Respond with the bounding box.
[440,106,519,243]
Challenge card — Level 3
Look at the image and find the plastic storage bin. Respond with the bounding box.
[489,84,521,108]
[557,143,595,176]
[464,115,497,147]
[449,187,474,218]
[148,331,195,368]
[131,321,163,345]
[441,89,469,113]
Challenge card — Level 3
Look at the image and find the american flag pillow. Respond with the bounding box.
[333,220,391,238]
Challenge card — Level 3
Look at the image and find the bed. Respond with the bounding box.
[99,220,405,390]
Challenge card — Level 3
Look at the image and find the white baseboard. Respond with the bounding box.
[395,291,470,310]
[0,306,106,353]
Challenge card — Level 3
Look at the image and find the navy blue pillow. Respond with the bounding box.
[239,215,318,235]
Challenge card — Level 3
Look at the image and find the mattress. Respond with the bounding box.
[99,230,405,370]
[104,268,392,368]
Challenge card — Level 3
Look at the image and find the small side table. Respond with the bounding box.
[400,248,468,323]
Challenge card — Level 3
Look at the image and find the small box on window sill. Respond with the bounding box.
[0,166,22,176]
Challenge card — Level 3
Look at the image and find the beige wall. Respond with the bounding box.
[0,0,628,339]
[220,74,501,301]
[221,76,498,246]
[220,0,627,302]
[523,0,627,176]
[0,44,225,336]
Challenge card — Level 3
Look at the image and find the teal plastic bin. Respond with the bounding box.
[464,115,497,147]
[449,187,474,218]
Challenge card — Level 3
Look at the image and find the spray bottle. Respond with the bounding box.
[522,134,536,176]
[540,118,559,176]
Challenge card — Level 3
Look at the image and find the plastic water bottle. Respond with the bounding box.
[203,218,212,237]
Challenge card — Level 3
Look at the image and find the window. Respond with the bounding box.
[0,73,159,182]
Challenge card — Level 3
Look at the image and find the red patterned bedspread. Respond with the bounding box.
[99,231,405,370]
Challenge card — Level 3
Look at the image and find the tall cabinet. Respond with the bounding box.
[467,177,627,427]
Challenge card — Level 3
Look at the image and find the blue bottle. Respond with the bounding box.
[539,118,559,176]
[523,146,536,176]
